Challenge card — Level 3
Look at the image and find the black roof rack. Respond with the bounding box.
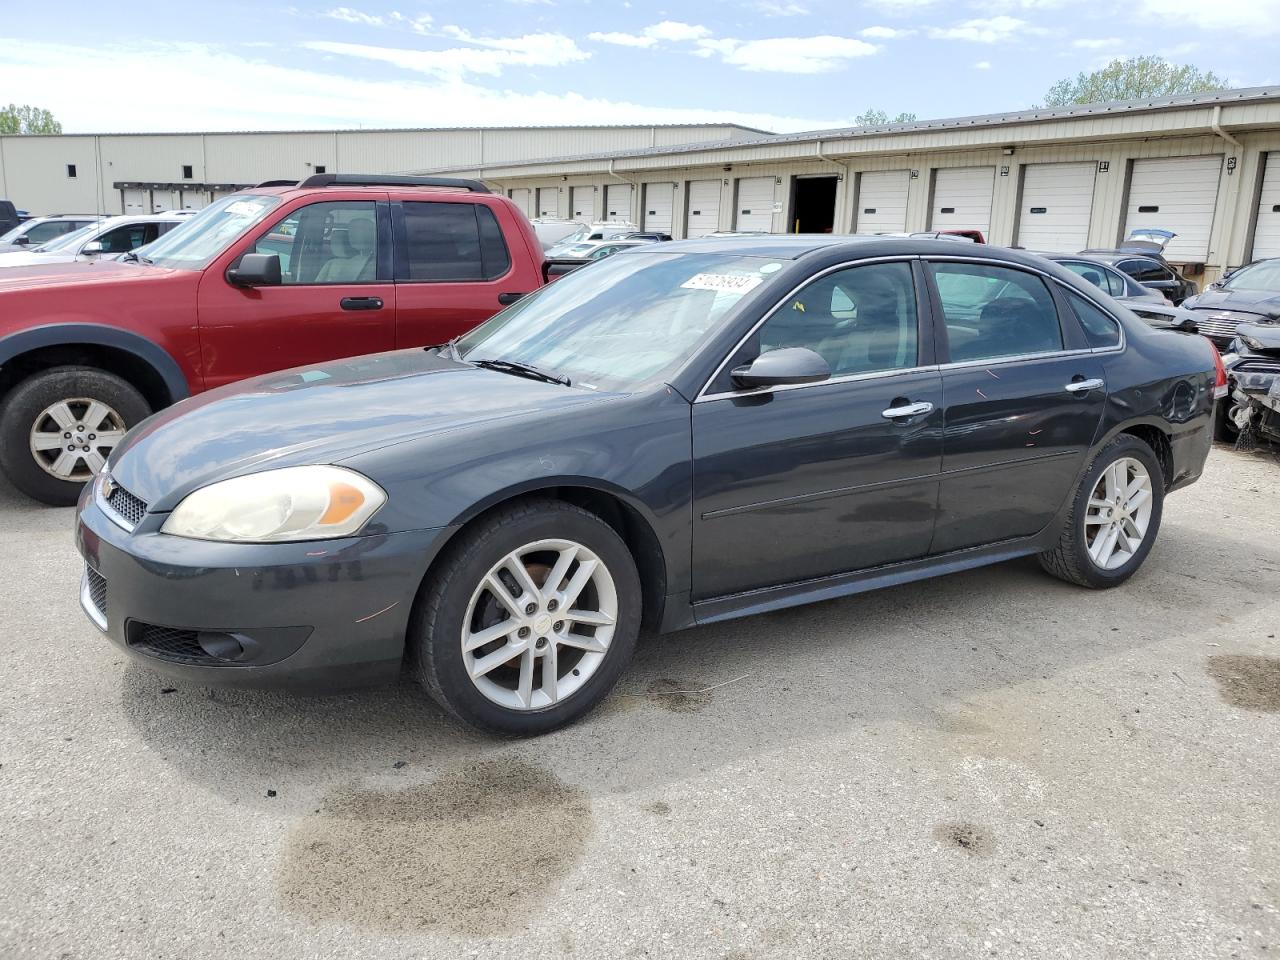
[255,179,298,188]
[294,173,491,193]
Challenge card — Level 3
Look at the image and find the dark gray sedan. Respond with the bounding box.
[76,236,1221,734]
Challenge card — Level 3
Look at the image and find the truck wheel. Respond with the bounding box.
[0,367,150,506]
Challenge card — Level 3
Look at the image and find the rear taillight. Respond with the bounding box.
[1208,337,1229,399]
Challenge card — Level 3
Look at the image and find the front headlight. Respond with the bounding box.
[161,465,386,542]
[1240,335,1266,352]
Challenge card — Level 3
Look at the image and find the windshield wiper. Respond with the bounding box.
[120,251,153,265]
[470,358,571,387]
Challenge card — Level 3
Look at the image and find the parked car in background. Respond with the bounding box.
[620,231,673,242]
[1043,254,1170,305]
[1081,231,1198,304]
[529,218,586,251]
[0,214,187,267]
[1219,321,1280,443]
[0,174,570,505]
[0,215,103,254]
[74,236,1219,735]
[0,200,19,235]
[552,238,656,261]
[1181,257,1280,349]
[544,221,638,256]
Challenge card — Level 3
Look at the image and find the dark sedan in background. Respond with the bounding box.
[76,237,1221,734]
[1182,257,1280,349]
[1043,253,1170,305]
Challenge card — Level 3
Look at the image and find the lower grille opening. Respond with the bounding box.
[127,622,247,666]
[86,566,107,617]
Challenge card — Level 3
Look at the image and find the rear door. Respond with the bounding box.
[692,259,942,599]
[196,196,396,388]
[926,258,1107,553]
[392,197,543,347]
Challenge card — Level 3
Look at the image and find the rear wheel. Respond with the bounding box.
[1039,435,1165,588]
[409,499,642,735]
[0,367,150,506]
[1214,394,1242,443]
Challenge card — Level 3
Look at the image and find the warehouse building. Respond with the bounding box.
[427,87,1280,282]
[0,123,766,218]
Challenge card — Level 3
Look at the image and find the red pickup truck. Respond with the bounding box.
[0,175,559,505]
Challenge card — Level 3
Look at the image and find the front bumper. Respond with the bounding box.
[75,490,448,691]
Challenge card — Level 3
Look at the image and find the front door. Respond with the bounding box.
[925,259,1107,553]
[691,260,943,600]
[197,198,396,388]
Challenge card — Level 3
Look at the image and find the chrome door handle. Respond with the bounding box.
[1064,378,1104,394]
[881,401,934,419]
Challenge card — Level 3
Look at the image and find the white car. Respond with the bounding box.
[551,238,656,262]
[0,214,103,254]
[545,221,640,257]
[0,214,189,267]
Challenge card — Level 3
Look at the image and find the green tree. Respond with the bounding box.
[1041,56,1226,107]
[0,104,63,135]
[855,108,918,126]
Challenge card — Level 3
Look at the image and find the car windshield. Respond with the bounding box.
[0,223,29,243]
[137,193,281,270]
[1222,260,1280,294]
[32,223,97,253]
[545,228,591,256]
[456,252,780,392]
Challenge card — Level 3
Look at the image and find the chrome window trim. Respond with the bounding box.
[694,255,924,402]
[698,363,942,403]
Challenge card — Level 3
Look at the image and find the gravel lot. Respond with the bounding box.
[1,445,1278,960]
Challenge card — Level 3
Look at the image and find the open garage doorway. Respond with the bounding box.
[790,175,838,233]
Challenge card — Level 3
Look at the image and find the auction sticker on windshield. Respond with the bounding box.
[681,273,765,293]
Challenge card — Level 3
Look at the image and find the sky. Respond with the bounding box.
[2,0,1279,135]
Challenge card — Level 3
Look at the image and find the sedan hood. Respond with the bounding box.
[1186,287,1280,320]
[1237,321,1280,352]
[108,348,616,510]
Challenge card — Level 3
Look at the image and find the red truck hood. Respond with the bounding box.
[0,259,181,291]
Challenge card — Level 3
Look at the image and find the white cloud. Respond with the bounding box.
[587,20,710,48]
[755,0,809,14]
[1072,37,1122,49]
[304,31,589,80]
[695,35,879,73]
[0,38,848,134]
[860,25,913,38]
[974,60,992,69]
[323,7,385,26]
[928,16,1035,42]
[388,11,434,34]
[865,0,939,9]
[1138,0,1280,33]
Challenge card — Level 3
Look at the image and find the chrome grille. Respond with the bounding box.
[1236,357,1280,374]
[1191,310,1263,344]
[86,565,107,617]
[101,480,147,529]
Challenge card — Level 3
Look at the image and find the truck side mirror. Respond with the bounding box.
[227,252,282,287]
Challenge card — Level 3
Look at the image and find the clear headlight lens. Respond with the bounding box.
[161,466,386,542]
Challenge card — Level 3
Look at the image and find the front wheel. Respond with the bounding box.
[1039,435,1165,588]
[409,499,642,735]
[0,366,150,506]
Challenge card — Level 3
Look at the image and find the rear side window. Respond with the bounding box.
[929,262,1063,362]
[401,201,511,282]
[1118,259,1167,283]
[1064,290,1121,348]
[1059,260,1125,297]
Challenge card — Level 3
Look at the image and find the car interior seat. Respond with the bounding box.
[316,218,376,283]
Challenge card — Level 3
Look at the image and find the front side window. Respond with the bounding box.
[255,201,379,284]
[401,201,510,281]
[930,262,1063,362]
[1065,290,1121,348]
[736,261,920,380]
[95,224,151,254]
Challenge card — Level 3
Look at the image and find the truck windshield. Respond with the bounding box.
[139,194,281,270]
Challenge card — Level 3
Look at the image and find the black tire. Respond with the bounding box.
[409,498,642,735]
[1038,434,1165,589]
[1214,396,1241,443]
[0,366,150,507]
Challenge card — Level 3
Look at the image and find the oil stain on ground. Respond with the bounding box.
[933,821,994,856]
[644,678,712,713]
[276,758,592,935]
[1206,655,1280,712]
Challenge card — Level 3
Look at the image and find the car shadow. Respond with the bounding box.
[117,517,1280,809]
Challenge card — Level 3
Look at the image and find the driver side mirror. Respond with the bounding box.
[80,241,105,256]
[730,347,831,389]
[12,235,30,246]
[227,252,282,287]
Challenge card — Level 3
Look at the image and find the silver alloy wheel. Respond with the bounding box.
[1084,456,1154,571]
[28,397,127,482]
[461,538,618,712]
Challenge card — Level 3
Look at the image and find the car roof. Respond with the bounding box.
[1079,250,1159,263]
[1042,252,1120,267]
[642,234,1052,264]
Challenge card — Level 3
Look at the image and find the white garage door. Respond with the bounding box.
[1016,162,1097,253]
[855,170,909,233]
[931,167,995,236]
[570,186,594,221]
[536,187,561,218]
[686,179,721,237]
[1251,153,1280,260]
[122,188,148,215]
[509,188,532,217]
[735,176,775,232]
[180,189,208,211]
[643,182,675,233]
[604,183,633,221]
[1124,155,1223,262]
